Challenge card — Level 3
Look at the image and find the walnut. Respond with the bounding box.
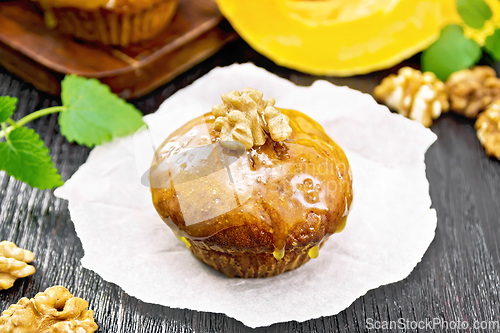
[0,286,98,332]
[446,66,500,119]
[0,241,35,290]
[374,67,449,127]
[475,100,500,159]
[212,88,292,149]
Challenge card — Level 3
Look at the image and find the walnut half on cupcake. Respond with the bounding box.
[150,88,353,278]
[34,0,178,46]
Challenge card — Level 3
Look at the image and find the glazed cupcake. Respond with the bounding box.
[34,0,178,46]
[150,88,353,278]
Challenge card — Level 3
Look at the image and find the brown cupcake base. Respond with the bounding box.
[50,0,178,46]
[189,245,316,278]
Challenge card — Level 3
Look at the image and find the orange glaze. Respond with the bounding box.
[150,109,353,255]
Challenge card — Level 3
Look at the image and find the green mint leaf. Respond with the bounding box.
[485,28,500,61]
[0,127,63,189]
[59,75,145,147]
[0,96,17,122]
[456,0,492,29]
[421,24,482,81]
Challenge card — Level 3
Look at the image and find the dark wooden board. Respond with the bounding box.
[0,0,238,99]
[1,39,500,332]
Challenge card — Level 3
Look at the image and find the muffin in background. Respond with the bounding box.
[34,0,178,46]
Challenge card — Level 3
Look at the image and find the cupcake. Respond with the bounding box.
[150,88,353,278]
[34,0,178,46]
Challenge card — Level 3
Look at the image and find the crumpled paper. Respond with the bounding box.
[54,63,437,328]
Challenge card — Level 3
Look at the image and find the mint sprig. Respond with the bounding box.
[0,96,17,123]
[60,75,145,147]
[0,127,63,189]
[456,0,492,29]
[485,29,500,61]
[0,76,146,189]
[421,0,500,81]
[421,24,481,81]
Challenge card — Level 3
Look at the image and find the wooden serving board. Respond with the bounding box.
[0,0,238,99]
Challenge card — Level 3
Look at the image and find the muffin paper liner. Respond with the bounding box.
[55,63,437,328]
[190,244,315,278]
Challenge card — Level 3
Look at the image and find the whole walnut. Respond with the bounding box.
[0,241,35,290]
[0,286,98,332]
[374,67,449,127]
[212,88,292,149]
[475,100,500,160]
[446,66,500,119]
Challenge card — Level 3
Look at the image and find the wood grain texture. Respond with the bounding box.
[1,39,500,332]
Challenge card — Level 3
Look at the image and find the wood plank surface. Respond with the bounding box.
[0,39,499,332]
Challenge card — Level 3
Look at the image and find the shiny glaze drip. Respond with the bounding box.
[44,9,57,29]
[308,245,319,259]
[273,248,285,260]
[151,109,353,259]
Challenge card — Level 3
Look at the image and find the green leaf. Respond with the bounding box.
[421,24,482,81]
[0,127,63,189]
[59,75,145,147]
[456,0,492,29]
[0,96,17,123]
[485,28,500,61]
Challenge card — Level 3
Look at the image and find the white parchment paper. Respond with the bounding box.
[55,63,437,328]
